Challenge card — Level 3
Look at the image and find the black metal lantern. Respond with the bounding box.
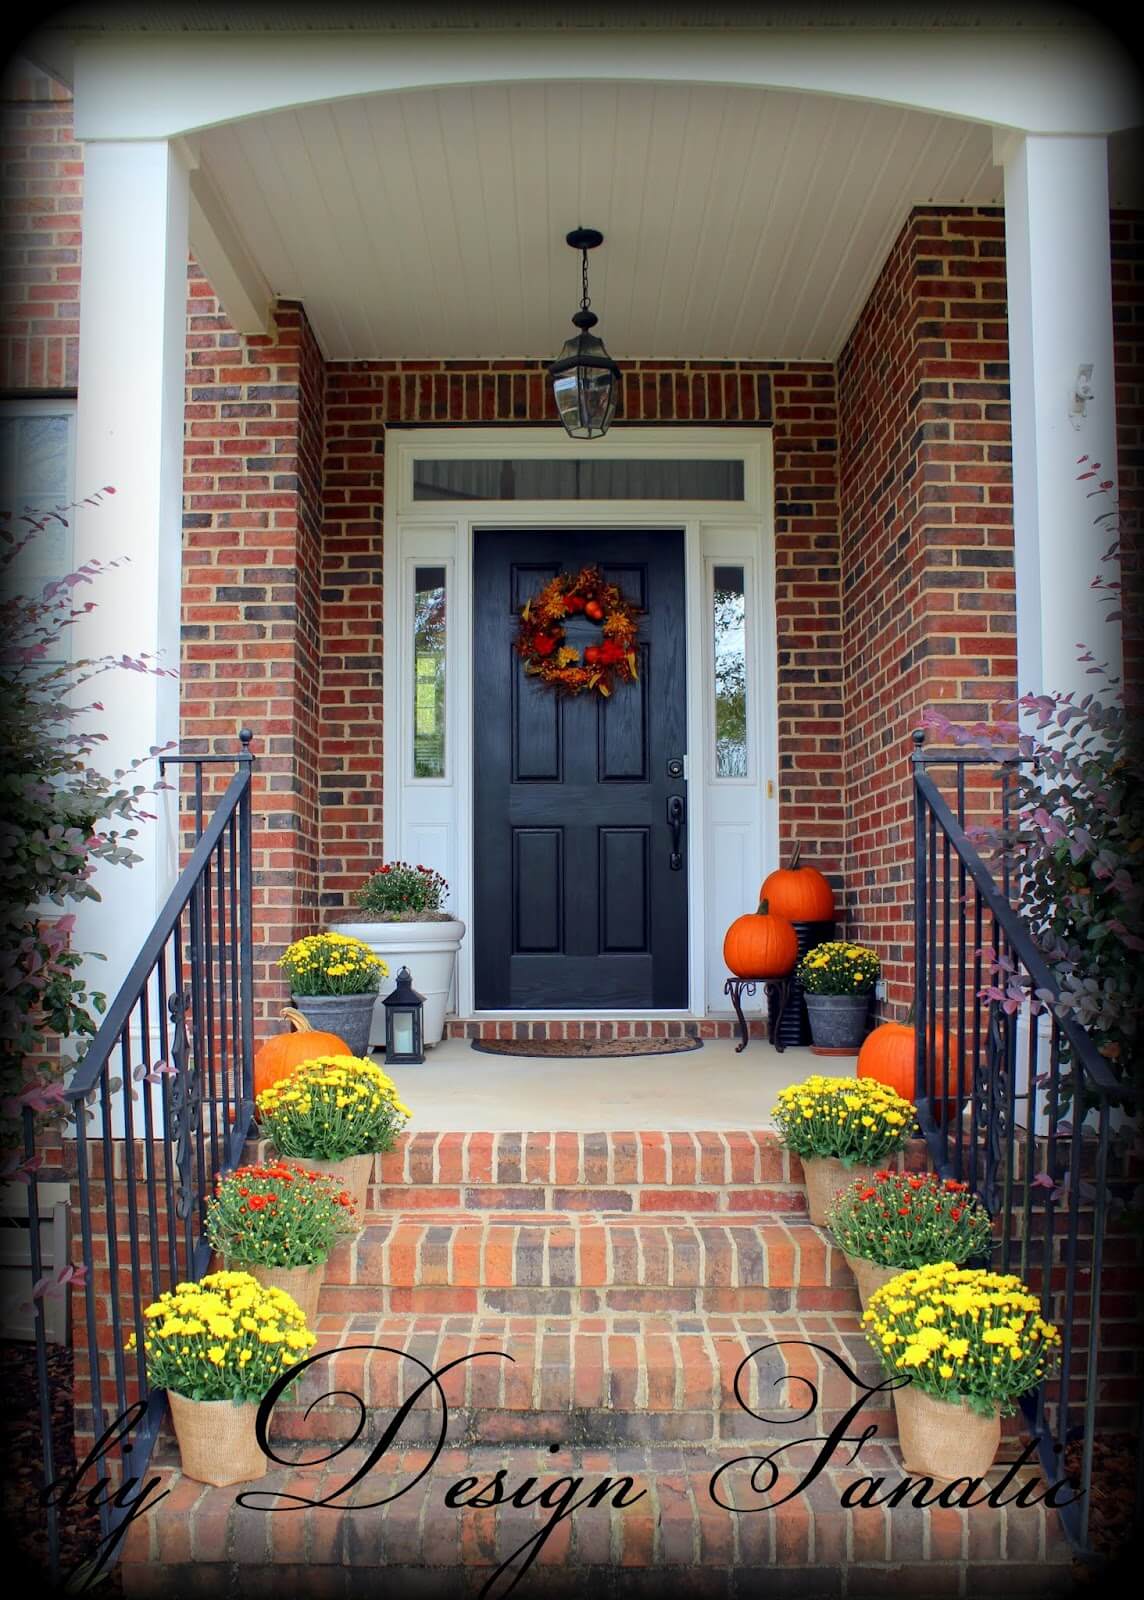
[548,227,620,439]
[383,967,424,1065]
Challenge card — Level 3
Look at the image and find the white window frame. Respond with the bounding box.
[0,397,78,594]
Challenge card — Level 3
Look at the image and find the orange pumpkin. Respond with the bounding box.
[723,901,799,980]
[760,842,835,924]
[253,1007,350,1103]
[857,1021,916,1100]
[858,1019,964,1116]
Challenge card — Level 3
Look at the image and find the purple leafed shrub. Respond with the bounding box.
[0,493,176,1141]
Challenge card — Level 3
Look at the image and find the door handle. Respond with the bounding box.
[666,794,686,871]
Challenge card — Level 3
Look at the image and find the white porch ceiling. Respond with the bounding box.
[196,81,1004,362]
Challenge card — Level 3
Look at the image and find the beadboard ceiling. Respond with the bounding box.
[196,80,1006,361]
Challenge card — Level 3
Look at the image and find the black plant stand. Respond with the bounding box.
[766,920,836,1049]
[724,976,793,1053]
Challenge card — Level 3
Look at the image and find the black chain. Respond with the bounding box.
[580,247,591,313]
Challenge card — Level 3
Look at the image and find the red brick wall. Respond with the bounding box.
[838,204,1142,1011]
[0,63,80,390]
[318,360,844,926]
[838,208,1019,1010]
[182,279,326,1013]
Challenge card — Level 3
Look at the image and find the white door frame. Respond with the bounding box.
[382,426,777,1018]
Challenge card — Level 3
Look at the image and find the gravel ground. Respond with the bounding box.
[1,1341,123,1594]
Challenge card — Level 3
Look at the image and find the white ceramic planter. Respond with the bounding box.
[329,920,465,1049]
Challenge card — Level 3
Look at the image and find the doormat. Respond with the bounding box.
[470,1036,703,1059]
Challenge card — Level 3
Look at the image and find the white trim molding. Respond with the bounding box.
[68,28,1141,143]
[383,426,778,1019]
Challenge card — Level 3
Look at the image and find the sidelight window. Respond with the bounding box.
[412,565,447,778]
[712,565,748,778]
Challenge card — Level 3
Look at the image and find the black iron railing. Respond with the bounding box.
[912,732,1139,1555]
[23,733,256,1585]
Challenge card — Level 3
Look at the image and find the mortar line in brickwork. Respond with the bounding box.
[460,1129,472,1186]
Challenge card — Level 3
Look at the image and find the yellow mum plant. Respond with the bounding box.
[127,1270,316,1403]
[796,940,880,996]
[862,1262,1061,1415]
[771,1074,914,1165]
[279,932,386,996]
[256,1053,411,1160]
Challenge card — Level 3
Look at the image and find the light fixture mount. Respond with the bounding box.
[566,227,604,251]
[548,226,620,440]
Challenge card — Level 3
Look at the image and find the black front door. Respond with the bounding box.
[474,529,688,1009]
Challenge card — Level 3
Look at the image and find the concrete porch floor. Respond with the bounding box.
[381,1038,844,1131]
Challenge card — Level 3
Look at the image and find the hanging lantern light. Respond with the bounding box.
[548,228,620,439]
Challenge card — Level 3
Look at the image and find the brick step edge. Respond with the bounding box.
[239,1131,930,1192]
[316,1284,861,1316]
[121,1442,1073,1592]
[368,1185,815,1214]
[211,1316,1030,1451]
[323,1215,856,1294]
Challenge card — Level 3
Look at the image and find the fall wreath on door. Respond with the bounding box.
[515,565,640,697]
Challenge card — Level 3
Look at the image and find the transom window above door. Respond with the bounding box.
[412,458,746,502]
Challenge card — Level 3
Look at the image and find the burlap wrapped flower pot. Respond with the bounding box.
[167,1392,267,1486]
[894,1384,1001,1483]
[802,1156,880,1227]
[843,1252,904,1310]
[290,1151,373,1228]
[237,1260,323,1326]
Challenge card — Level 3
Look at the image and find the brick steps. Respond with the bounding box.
[374,1131,809,1193]
[129,1129,1068,1593]
[321,1212,858,1316]
[121,1440,1074,1598]
[237,1311,901,1447]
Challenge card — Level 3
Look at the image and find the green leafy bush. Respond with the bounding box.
[351,861,449,919]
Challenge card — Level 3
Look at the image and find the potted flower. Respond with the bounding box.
[128,1270,315,1486]
[278,932,387,1056]
[206,1160,356,1325]
[771,1075,914,1224]
[796,940,880,1050]
[256,1053,411,1223]
[827,1170,993,1308]
[326,862,464,1048]
[863,1262,1060,1483]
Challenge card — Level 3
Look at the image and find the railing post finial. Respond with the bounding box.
[239,727,253,753]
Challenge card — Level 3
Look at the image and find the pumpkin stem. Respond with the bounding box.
[789,841,802,871]
[757,898,769,916]
[280,1006,314,1033]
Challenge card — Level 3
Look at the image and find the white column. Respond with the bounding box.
[71,141,188,1005]
[1001,133,1122,700]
